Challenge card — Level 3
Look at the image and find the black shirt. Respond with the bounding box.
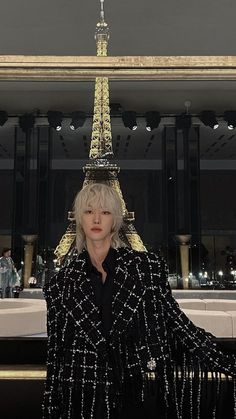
[85,248,115,339]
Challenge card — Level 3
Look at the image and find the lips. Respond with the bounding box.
[91,228,102,232]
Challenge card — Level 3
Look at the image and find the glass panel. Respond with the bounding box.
[0,79,236,335]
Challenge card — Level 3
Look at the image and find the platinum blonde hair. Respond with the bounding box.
[74,183,126,252]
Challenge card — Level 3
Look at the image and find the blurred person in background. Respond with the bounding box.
[0,248,20,298]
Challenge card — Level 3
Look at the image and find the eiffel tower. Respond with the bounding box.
[54,0,146,265]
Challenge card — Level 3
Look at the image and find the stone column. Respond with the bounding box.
[175,234,191,289]
[22,234,38,288]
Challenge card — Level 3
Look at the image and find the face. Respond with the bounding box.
[3,250,11,258]
[81,206,114,246]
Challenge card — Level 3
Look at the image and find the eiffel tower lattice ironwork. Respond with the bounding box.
[54,0,146,264]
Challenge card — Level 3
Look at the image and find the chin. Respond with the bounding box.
[87,234,111,243]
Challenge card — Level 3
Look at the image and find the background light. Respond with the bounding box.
[47,111,63,131]
[145,111,161,131]
[70,111,86,130]
[199,111,219,129]
[122,111,137,130]
[224,111,236,130]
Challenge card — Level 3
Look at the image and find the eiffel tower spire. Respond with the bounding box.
[54,1,146,264]
[89,0,113,160]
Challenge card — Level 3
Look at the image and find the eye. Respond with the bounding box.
[84,209,93,214]
[102,210,111,215]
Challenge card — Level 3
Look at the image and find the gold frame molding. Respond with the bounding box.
[1,55,236,80]
[0,365,230,381]
[0,364,46,380]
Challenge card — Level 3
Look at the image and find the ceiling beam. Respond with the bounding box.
[1,56,236,81]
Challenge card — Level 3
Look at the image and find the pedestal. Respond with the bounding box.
[175,234,191,289]
[22,234,37,288]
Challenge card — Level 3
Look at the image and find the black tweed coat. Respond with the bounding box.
[42,247,236,419]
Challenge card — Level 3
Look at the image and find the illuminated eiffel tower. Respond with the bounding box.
[54,0,146,264]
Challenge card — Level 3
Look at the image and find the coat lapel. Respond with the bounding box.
[61,251,106,350]
[110,248,146,339]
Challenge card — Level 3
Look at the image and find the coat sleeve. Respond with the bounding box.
[42,272,65,419]
[147,252,236,377]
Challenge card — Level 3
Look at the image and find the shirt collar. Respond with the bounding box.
[85,247,116,275]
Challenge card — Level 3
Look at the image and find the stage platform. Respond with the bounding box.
[173,289,236,300]
[19,288,236,300]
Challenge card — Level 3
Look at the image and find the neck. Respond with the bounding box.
[86,239,111,266]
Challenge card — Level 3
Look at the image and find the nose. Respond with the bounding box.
[93,211,101,224]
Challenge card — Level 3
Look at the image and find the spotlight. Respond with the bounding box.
[175,113,192,130]
[145,111,161,131]
[70,111,86,130]
[224,111,236,130]
[47,111,63,131]
[0,111,8,126]
[122,111,137,130]
[110,103,123,115]
[19,113,35,133]
[199,111,219,129]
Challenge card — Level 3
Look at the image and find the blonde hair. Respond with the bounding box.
[74,183,126,252]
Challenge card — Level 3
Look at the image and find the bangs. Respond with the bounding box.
[81,186,117,215]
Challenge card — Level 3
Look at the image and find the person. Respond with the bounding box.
[0,248,19,298]
[42,183,236,419]
[35,254,46,287]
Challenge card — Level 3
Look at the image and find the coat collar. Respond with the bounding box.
[61,247,146,348]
